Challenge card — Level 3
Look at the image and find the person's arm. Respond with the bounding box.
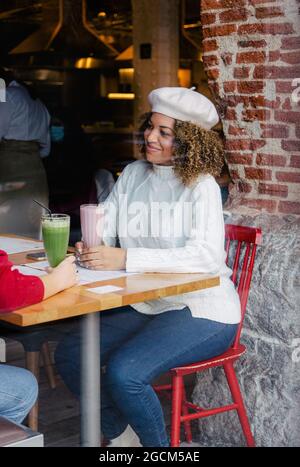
[40,256,78,299]
[0,252,77,313]
[126,178,225,274]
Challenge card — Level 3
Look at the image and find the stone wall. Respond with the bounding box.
[193,211,300,446]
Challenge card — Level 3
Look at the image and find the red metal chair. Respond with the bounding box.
[153,224,262,447]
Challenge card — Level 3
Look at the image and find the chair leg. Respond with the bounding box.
[171,375,183,447]
[41,342,56,389]
[223,362,255,447]
[25,351,40,431]
[182,383,193,444]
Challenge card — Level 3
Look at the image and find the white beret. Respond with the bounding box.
[148,86,219,130]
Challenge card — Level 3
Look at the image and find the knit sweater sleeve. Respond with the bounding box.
[0,250,44,313]
[126,178,225,274]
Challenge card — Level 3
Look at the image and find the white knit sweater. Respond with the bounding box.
[103,160,241,324]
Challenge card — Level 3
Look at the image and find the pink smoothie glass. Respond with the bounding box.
[80,204,105,248]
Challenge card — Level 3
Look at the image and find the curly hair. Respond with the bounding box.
[138,112,225,186]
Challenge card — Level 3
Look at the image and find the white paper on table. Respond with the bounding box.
[76,267,138,285]
[23,261,138,285]
[86,285,124,294]
[0,237,43,255]
[13,265,46,278]
[21,260,49,271]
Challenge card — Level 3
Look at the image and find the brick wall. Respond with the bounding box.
[201,0,300,215]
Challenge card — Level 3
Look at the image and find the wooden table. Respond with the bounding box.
[1,241,220,446]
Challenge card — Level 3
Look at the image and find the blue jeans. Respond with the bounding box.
[55,306,237,447]
[0,364,38,423]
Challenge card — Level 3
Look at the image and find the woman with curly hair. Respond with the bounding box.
[55,87,241,447]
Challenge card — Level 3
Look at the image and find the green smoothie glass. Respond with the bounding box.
[41,214,70,267]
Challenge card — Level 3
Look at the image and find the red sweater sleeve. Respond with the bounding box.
[0,250,45,313]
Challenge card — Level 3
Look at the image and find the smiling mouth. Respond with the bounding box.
[146,144,161,152]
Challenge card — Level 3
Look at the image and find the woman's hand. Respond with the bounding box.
[42,255,78,300]
[76,242,127,270]
[50,255,78,289]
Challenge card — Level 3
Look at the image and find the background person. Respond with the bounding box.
[0,68,50,238]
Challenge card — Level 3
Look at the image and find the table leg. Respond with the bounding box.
[80,312,101,447]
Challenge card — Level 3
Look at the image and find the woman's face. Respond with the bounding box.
[144,112,175,165]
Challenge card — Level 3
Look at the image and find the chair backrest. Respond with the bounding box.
[225,224,262,349]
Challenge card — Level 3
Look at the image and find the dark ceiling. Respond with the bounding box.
[0,0,202,65]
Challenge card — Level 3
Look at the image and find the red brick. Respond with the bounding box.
[260,125,289,139]
[296,127,300,139]
[226,152,253,164]
[240,198,277,213]
[275,111,300,123]
[237,181,253,194]
[281,36,300,50]
[223,81,237,93]
[254,65,300,79]
[228,126,248,136]
[276,81,294,93]
[258,183,288,197]
[202,24,237,39]
[225,139,266,151]
[202,0,247,9]
[202,55,219,67]
[282,98,292,110]
[205,68,220,79]
[237,81,264,93]
[251,140,267,150]
[233,67,250,78]
[238,23,294,36]
[202,39,218,53]
[269,50,281,62]
[249,0,277,4]
[226,95,250,107]
[282,140,300,151]
[221,53,233,66]
[220,8,249,22]
[245,167,272,180]
[278,201,300,215]
[201,13,217,25]
[237,51,266,64]
[242,109,271,122]
[250,95,281,109]
[290,156,300,168]
[238,40,267,49]
[226,140,250,151]
[256,153,287,167]
[276,171,300,183]
[230,169,240,180]
[224,108,237,120]
[255,6,284,19]
[280,51,300,65]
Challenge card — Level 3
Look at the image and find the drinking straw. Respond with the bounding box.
[33,199,52,217]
